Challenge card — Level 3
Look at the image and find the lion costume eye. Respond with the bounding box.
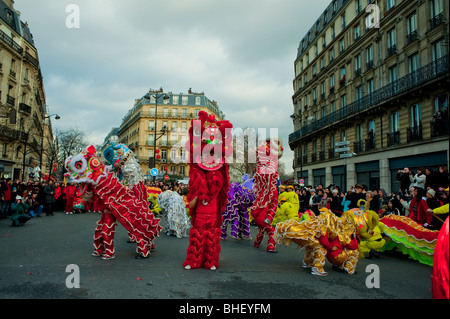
[69,154,87,173]
[90,158,100,167]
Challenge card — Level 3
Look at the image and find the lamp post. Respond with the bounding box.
[40,113,60,181]
[144,90,169,180]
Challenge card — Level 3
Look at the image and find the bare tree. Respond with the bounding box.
[55,128,88,180]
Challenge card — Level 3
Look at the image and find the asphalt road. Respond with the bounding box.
[0,211,434,301]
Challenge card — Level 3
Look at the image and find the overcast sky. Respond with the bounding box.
[16,0,330,173]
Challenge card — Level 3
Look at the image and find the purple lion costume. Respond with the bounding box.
[221,174,255,240]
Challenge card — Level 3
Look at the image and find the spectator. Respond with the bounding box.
[347,184,366,209]
[26,193,43,218]
[425,168,437,191]
[10,195,31,227]
[386,200,400,216]
[1,178,12,218]
[435,166,449,190]
[366,191,379,212]
[378,188,389,209]
[64,183,77,215]
[425,189,444,230]
[329,189,343,214]
[410,167,426,190]
[408,187,433,228]
[396,167,412,195]
[43,180,56,216]
[309,189,321,215]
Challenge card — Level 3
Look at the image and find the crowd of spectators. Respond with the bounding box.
[0,177,189,227]
[286,165,449,231]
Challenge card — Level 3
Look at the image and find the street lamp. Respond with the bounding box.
[144,90,169,179]
[40,113,60,180]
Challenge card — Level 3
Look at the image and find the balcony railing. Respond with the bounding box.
[6,95,15,106]
[0,29,23,55]
[289,55,449,144]
[430,13,444,30]
[0,124,28,142]
[354,140,363,153]
[387,45,397,57]
[430,120,449,138]
[407,30,419,44]
[365,138,376,151]
[406,124,422,142]
[19,103,32,115]
[387,131,400,147]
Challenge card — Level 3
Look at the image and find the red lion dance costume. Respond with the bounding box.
[183,111,233,270]
[249,138,283,253]
[65,146,161,259]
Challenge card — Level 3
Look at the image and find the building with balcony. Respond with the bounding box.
[0,0,53,180]
[290,0,449,192]
[117,88,225,179]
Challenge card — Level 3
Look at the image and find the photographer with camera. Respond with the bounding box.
[396,167,412,195]
[10,195,31,227]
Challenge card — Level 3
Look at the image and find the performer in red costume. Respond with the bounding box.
[432,215,449,299]
[249,138,283,253]
[318,230,359,274]
[183,111,233,270]
[92,199,116,260]
[65,146,161,259]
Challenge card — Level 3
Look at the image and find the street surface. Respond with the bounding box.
[0,211,433,300]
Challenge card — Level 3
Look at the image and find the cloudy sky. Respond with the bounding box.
[16,0,330,173]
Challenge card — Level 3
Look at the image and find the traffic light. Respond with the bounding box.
[155,149,161,160]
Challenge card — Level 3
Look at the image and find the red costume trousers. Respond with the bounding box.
[183,199,221,269]
[93,213,116,258]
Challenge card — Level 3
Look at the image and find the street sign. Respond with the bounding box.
[299,179,304,185]
[340,153,354,158]
[335,141,349,147]
[335,147,350,153]
[150,168,158,176]
[164,175,169,181]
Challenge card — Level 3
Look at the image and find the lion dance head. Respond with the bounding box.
[64,145,107,185]
[187,111,233,171]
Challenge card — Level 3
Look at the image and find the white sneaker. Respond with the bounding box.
[311,267,328,276]
[302,262,311,269]
[184,265,191,270]
[210,266,216,271]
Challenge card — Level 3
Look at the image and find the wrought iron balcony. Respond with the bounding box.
[289,55,449,145]
[0,124,28,142]
[354,140,363,153]
[387,131,400,147]
[406,124,422,142]
[407,30,419,44]
[19,103,32,115]
[430,13,444,30]
[365,138,376,151]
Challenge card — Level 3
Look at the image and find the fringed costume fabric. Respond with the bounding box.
[158,190,191,238]
[276,209,359,275]
[221,178,255,240]
[183,111,233,270]
[380,214,440,266]
[65,145,161,259]
[249,138,283,252]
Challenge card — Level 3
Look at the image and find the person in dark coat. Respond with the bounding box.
[11,196,31,227]
[43,180,56,216]
[396,167,412,195]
